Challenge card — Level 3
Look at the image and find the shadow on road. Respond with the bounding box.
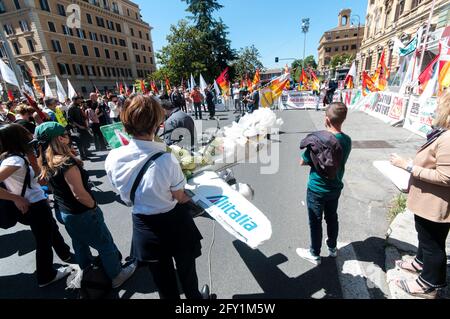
[0,230,35,259]
[231,237,388,299]
[91,190,126,206]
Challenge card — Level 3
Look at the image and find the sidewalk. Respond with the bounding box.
[386,210,450,299]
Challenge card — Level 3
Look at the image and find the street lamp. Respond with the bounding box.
[301,18,310,69]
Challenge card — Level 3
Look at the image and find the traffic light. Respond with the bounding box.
[275,57,279,63]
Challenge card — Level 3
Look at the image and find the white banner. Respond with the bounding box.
[187,171,272,249]
[403,95,437,137]
[364,92,409,125]
[279,91,321,110]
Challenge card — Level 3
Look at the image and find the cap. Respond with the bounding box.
[34,122,66,143]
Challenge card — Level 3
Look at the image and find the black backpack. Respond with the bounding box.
[78,258,112,300]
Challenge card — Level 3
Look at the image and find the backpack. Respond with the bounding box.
[78,258,112,300]
[0,154,31,229]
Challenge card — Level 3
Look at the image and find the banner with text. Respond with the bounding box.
[279,91,321,110]
[403,95,437,137]
[364,92,409,125]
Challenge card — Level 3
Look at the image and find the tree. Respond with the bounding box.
[150,20,209,86]
[291,56,317,80]
[330,54,355,69]
[181,0,236,82]
[183,0,223,31]
[231,45,264,81]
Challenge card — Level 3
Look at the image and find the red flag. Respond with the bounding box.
[150,81,159,94]
[22,91,48,121]
[119,82,125,95]
[7,90,14,102]
[140,80,147,94]
[418,53,440,94]
[216,67,230,94]
[165,78,171,91]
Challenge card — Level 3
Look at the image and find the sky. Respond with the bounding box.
[135,0,368,69]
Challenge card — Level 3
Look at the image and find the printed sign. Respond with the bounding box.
[403,95,437,137]
[365,92,409,125]
[186,171,272,249]
[100,122,131,149]
[279,91,321,110]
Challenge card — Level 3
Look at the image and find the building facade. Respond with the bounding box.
[356,0,450,81]
[0,0,156,94]
[317,9,365,76]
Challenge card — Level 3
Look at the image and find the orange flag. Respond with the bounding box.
[252,69,260,87]
[165,78,171,91]
[216,67,230,94]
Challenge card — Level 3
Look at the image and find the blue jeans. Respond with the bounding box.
[307,188,341,256]
[60,207,122,279]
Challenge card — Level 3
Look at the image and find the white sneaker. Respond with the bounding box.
[39,266,71,288]
[66,267,83,290]
[328,247,338,258]
[112,263,137,289]
[296,248,321,265]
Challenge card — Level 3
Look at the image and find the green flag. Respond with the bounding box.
[100,122,131,149]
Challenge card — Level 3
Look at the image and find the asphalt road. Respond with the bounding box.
[0,108,425,299]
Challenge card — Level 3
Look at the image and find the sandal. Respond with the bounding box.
[395,279,438,299]
[396,260,423,274]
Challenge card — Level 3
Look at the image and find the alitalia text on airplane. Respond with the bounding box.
[207,196,258,231]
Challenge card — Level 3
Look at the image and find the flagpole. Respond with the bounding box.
[417,0,437,83]
[0,24,24,90]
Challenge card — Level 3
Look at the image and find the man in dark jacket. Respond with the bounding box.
[67,96,91,160]
[205,87,215,120]
[161,98,195,151]
[171,87,187,113]
[297,102,352,265]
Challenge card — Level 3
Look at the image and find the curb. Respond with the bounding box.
[385,211,450,299]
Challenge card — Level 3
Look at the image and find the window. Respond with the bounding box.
[123,52,127,61]
[146,33,149,41]
[94,47,100,57]
[116,23,121,32]
[4,24,14,35]
[336,36,340,39]
[58,63,70,75]
[411,0,421,9]
[57,4,65,16]
[96,17,105,28]
[62,25,70,35]
[12,42,20,54]
[76,28,85,39]
[114,51,119,59]
[365,55,372,71]
[14,0,20,10]
[69,43,77,54]
[127,9,130,16]
[148,46,152,52]
[52,40,62,52]
[351,44,357,50]
[34,63,42,76]
[87,65,95,76]
[19,20,30,32]
[0,0,6,13]
[111,68,116,77]
[141,45,146,51]
[325,47,331,53]
[73,64,83,76]
[86,13,92,24]
[135,55,140,63]
[27,39,35,52]
[344,34,349,38]
[150,57,153,65]
[143,56,147,63]
[342,45,349,51]
[112,2,119,13]
[395,0,405,20]
[40,0,50,12]
[354,33,358,37]
[82,45,89,56]
[105,49,110,59]
[48,21,56,32]
[334,47,339,52]
[119,39,126,47]
[130,28,134,36]
[139,31,142,39]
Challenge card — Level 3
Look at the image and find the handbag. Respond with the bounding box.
[0,155,31,229]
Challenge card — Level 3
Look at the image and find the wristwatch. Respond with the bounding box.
[406,161,414,173]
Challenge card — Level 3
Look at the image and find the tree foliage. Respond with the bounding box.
[151,20,208,84]
[291,56,317,80]
[231,45,264,81]
[330,54,355,69]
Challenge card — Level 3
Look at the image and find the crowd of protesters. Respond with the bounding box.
[0,84,448,300]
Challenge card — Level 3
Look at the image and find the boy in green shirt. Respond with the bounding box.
[297,103,352,265]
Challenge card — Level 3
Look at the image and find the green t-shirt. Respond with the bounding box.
[302,133,352,194]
